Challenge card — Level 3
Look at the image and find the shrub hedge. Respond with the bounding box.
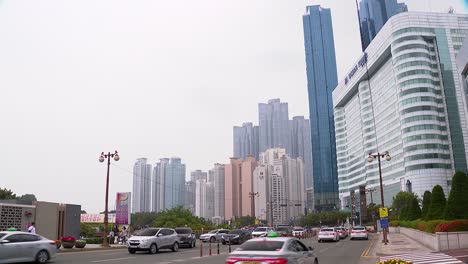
[388,219,468,233]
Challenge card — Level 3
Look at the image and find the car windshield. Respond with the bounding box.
[320,228,334,232]
[353,227,365,230]
[208,230,218,234]
[175,228,192,234]
[254,227,267,232]
[229,230,243,234]
[293,227,304,231]
[276,227,289,231]
[135,228,159,236]
[237,240,284,251]
[0,233,6,239]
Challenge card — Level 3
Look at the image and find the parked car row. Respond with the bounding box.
[317,226,368,242]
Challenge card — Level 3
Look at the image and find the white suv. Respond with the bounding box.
[127,228,180,254]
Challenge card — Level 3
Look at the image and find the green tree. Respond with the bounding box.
[232,216,255,228]
[421,191,431,220]
[16,194,37,205]
[445,171,468,219]
[407,194,421,220]
[131,212,160,228]
[152,206,212,230]
[391,191,421,221]
[427,185,446,220]
[0,188,16,200]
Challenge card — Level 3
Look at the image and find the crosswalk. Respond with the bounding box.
[379,252,463,264]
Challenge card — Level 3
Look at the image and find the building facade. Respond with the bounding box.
[164,157,186,210]
[153,158,169,212]
[212,163,225,223]
[282,156,306,221]
[132,158,152,213]
[303,5,339,211]
[258,99,291,153]
[333,12,468,208]
[234,122,260,160]
[358,0,408,50]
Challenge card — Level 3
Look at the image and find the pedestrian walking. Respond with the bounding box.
[28,222,36,234]
[120,226,128,244]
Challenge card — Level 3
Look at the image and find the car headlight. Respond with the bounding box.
[233,235,239,238]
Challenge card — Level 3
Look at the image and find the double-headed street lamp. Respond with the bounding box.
[367,151,391,245]
[99,151,120,247]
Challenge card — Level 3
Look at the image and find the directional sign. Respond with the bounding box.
[380,218,389,229]
[379,207,388,218]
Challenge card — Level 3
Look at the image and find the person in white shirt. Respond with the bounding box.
[28,222,36,234]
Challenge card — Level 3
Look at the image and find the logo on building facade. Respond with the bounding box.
[345,52,368,85]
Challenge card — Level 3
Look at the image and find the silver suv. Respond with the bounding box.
[127,228,180,254]
[199,229,230,243]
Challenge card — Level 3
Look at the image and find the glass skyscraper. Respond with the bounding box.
[302,5,339,211]
[359,0,407,50]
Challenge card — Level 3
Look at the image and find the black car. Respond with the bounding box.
[175,227,196,248]
[220,229,250,245]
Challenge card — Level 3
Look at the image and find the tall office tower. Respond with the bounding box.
[212,163,225,224]
[290,116,313,210]
[258,99,291,153]
[152,158,169,212]
[132,158,152,213]
[224,156,257,221]
[184,181,196,214]
[191,170,207,182]
[233,122,260,160]
[358,0,407,50]
[303,5,339,211]
[164,157,186,210]
[195,179,207,218]
[205,181,215,220]
[282,156,306,220]
[333,12,468,208]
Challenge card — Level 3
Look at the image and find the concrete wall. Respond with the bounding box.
[391,227,468,251]
[35,201,60,240]
[64,204,81,239]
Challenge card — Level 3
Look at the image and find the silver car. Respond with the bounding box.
[127,228,180,254]
[226,236,318,264]
[199,229,230,243]
[0,231,57,264]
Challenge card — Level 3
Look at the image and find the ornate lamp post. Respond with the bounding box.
[367,151,391,245]
[99,151,120,247]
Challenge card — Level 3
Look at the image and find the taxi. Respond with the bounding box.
[225,232,318,264]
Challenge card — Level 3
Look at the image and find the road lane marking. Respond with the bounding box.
[101,252,128,256]
[90,257,136,262]
[361,237,376,257]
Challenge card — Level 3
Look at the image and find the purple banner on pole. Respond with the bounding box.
[116,192,131,225]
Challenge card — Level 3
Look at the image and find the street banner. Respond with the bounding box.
[379,207,388,218]
[116,192,131,225]
[80,213,115,223]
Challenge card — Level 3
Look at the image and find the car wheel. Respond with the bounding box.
[222,242,226,245]
[149,243,158,254]
[192,240,196,248]
[318,239,321,243]
[314,258,319,264]
[36,250,49,264]
[210,236,216,243]
[128,248,136,254]
[350,237,354,240]
[172,242,179,252]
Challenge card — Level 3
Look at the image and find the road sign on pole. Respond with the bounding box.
[379,207,388,218]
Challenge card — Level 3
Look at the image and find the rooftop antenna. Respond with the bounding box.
[448,6,455,14]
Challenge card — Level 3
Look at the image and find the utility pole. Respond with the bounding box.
[248,192,259,221]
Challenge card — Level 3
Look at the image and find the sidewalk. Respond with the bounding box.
[360,231,432,264]
[58,243,126,253]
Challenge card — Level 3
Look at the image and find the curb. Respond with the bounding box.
[58,246,127,253]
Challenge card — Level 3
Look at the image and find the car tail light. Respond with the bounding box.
[49,241,56,245]
[226,257,288,264]
[332,232,335,235]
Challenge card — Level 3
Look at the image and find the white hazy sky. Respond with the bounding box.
[0,0,465,213]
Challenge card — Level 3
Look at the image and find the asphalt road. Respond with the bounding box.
[51,236,373,264]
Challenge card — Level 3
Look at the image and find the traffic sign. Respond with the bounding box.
[379,207,388,218]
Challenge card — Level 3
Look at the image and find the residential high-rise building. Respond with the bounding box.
[303,5,339,211]
[333,12,468,208]
[282,156,306,220]
[290,116,313,210]
[240,156,258,217]
[132,158,152,213]
[258,99,291,153]
[191,170,207,182]
[234,122,260,160]
[184,181,196,214]
[195,179,207,218]
[253,165,268,222]
[153,158,169,212]
[212,163,225,224]
[164,157,186,210]
[358,0,407,50]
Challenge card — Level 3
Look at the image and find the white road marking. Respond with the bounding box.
[380,253,463,264]
[90,257,136,262]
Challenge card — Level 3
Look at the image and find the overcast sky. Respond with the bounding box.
[0,0,465,213]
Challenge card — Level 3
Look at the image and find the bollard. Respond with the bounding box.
[228,239,231,253]
[200,241,203,257]
[217,240,220,255]
[209,240,212,256]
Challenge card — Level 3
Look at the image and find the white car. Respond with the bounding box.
[350,226,368,240]
[199,229,230,243]
[0,231,57,264]
[127,228,180,254]
[318,227,339,242]
[292,226,305,238]
[251,227,274,238]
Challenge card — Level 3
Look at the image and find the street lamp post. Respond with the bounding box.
[367,151,391,245]
[99,151,120,247]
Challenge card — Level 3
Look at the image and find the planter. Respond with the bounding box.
[62,241,75,249]
[75,241,87,248]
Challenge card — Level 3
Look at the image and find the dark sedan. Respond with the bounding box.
[220,229,250,245]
